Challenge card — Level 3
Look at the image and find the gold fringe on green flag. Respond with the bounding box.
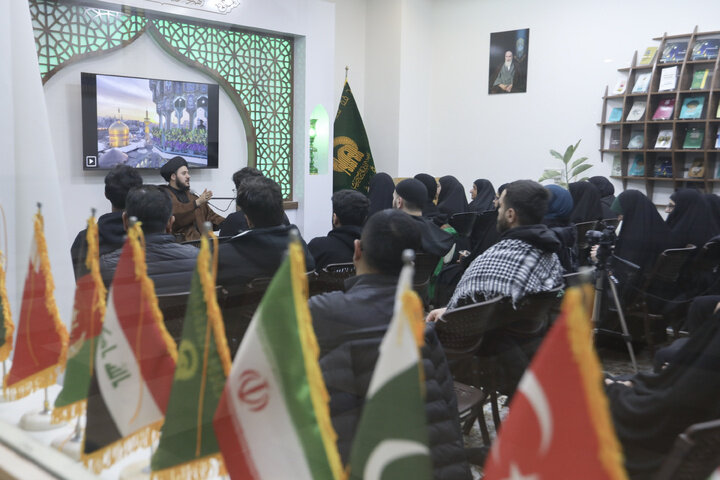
[0,250,13,363]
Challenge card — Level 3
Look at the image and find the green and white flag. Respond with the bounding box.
[348,258,433,480]
[333,80,376,193]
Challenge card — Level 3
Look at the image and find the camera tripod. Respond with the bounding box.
[591,248,639,373]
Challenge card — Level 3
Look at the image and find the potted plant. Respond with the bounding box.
[538,139,593,187]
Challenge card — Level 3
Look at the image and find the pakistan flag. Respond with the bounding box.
[333,80,376,193]
[151,235,232,479]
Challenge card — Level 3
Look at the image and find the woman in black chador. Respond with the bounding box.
[588,176,617,220]
[467,178,496,213]
[666,188,719,249]
[437,175,468,220]
[366,172,395,217]
[568,181,603,224]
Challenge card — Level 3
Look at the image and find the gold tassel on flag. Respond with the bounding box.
[0,250,13,363]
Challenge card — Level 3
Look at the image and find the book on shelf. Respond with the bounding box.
[683,127,704,149]
[679,96,705,119]
[632,73,652,94]
[654,156,673,177]
[716,161,720,179]
[691,39,720,60]
[612,78,627,95]
[652,98,675,120]
[655,129,673,149]
[690,69,710,90]
[685,158,705,179]
[627,131,644,149]
[658,66,678,91]
[629,154,645,176]
[717,102,720,119]
[716,131,720,149]
[660,41,688,63]
[607,107,623,122]
[639,46,658,65]
[626,101,647,121]
[609,129,621,149]
[611,155,622,176]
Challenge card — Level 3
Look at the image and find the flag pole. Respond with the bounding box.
[345,65,349,82]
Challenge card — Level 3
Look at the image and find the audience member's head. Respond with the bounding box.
[469,178,496,212]
[159,156,189,188]
[494,183,508,208]
[568,181,603,223]
[355,209,421,276]
[232,167,264,191]
[498,180,549,231]
[367,172,396,217]
[437,175,468,216]
[105,165,143,211]
[332,189,370,227]
[393,178,427,214]
[544,184,573,224]
[123,185,174,234]
[414,173,438,203]
[588,176,615,198]
[236,176,284,228]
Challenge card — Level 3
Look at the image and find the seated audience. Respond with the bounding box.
[393,178,455,260]
[588,176,616,219]
[216,176,314,290]
[159,156,225,242]
[414,173,443,224]
[665,188,719,249]
[428,179,563,317]
[308,189,369,270]
[366,172,395,217]
[437,175,468,221]
[310,209,471,479]
[99,185,198,295]
[71,165,142,280]
[568,181,603,224]
[704,193,720,232]
[543,184,578,273]
[468,178,496,213]
[219,166,290,237]
[606,299,720,480]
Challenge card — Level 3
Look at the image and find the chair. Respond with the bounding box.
[156,285,228,346]
[435,295,504,443]
[624,245,697,354]
[686,240,720,296]
[448,212,477,238]
[309,262,355,297]
[654,419,720,480]
[600,217,619,229]
[469,210,499,252]
[219,278,272,357]
[412,253,440,307]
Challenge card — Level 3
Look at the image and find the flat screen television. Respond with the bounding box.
[81,72,219,170]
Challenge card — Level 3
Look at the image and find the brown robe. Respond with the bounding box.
[160,185,225,242]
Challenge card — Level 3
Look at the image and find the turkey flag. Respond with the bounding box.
[483,286,628,480]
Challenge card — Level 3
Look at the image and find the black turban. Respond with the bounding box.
[395,178,428,209]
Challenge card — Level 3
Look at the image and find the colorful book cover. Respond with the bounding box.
[611,155,622,176]
[608,107,623,122]
[632,73,651,94]
[639,46,658,65]
[627,131,644,149]
[629,154,645,176]
[658,66,678,91]
[691,39,720,60]
[609,129,621,149]
[716,161,720,179]
[687,158,705,178]
[717,102,720,118]
[660,41,688,63]
[612,78,627,95]
[652,99,675,120]
[655,129,673,149]
[715,131,720,149]
[626,101,647,121]
[679,96,705,119]
[654,157,673,177]
[683,127,704,149]
[690,69,710,90]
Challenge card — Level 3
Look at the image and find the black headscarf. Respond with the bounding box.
[568,181,603,224]
[705,193,720,234]
[607,307,720,478]
[588,176,616,219]
[437,175,468,217]
[614,190,671,271]
[468,179,496,213]
[666,188,719,248]
[414,173,442,221]
[367,172,395,217]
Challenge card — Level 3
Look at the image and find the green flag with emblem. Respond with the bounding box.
[150,232,232,480]
[333,80,376,193]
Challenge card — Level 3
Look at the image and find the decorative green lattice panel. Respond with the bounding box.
[30,0,294,198]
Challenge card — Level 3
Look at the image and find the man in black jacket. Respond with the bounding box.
[99,185,198,295]
[310,209,471,480]
[70,165,142,280]
[216,176,313,290]
[308,189,369,270]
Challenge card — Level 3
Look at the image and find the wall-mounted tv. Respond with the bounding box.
[81,72,219,170]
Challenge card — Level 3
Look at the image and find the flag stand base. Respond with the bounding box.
[19,409,67,431]
[51,432,82,460]
[119,459,150,480]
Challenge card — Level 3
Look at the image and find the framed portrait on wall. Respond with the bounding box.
[488,28,529,94]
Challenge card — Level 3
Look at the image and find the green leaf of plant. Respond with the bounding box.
[578,176,590,182]
[563,144,574,164]
[538,169,562,183]
[573,139,582,151]
[550,149,564,161]
[571,164,593,177]
[571,156,589,169]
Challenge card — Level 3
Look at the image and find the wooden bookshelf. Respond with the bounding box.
[600,27,720,201]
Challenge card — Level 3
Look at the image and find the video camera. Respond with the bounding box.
[585,221,617,265]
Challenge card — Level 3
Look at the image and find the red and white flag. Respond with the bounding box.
[483,286,628,480]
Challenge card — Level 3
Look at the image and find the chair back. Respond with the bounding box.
[448,212,477,238]
[654,419,720,480]
[601,217,619,229]
[645,245,697,285]
[435,296,504,355]
[499,287,564,336]
[691,240,720,275]
[156,291,190,346]
[470,210,499,249]
[310,262,356,297]
[219,279,271,357]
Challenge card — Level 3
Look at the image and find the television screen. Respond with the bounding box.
[81,72,219,170]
